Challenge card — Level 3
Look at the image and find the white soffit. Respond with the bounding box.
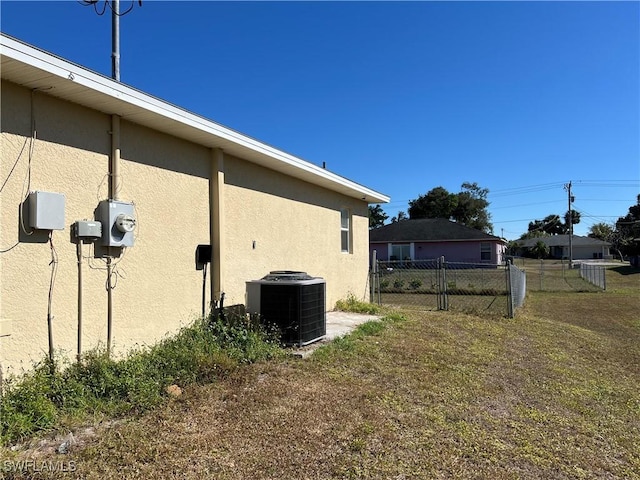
[0,34,389,204]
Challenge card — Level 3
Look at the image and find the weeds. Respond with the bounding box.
[334,293,381,315]
[0,313,283,446]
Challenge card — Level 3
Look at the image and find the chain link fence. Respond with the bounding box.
[370,257,527,318]
[579,263,606,290]
[509,258,605,292]
[507,263,527,317]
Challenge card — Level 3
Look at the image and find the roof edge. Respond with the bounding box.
[0,33,390,204]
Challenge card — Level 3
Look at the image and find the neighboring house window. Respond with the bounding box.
[340,208,351,253]
[480,242,491,261]
[391,244,411,262]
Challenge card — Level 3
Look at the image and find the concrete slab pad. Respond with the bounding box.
[290,311,382,358]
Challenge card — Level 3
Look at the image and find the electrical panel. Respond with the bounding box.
[97,200,136,247]
[74,220,102,240]
[195,244,212,270]
[28,191,65,230]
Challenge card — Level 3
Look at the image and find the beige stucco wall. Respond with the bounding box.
[1,80,371,376]
[223,154,370,308]
[1,81,210,376]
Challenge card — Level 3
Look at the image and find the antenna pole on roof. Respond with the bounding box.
[80,0,141,80]
[112,0,120,81]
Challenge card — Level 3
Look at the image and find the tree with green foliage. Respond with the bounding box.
[368,204,388,229]
[453,182,493,233]
[563,209,581,233]
[408,186,457,220]
[391,211,408,223]
[519,230,551,241]
[407,183,493,233]
[540,214,564,235]
[588,222,614,241]
[531,240,549,259]
[527,210,581,236]
[615,194,640,258]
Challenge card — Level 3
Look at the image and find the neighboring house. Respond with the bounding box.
[0,34,388,374]
[369,218,506,265]
[517,235,611,260]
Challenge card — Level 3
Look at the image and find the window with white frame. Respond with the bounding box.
[480,242,491,261]
[340,208,350,253]
[390,244,411,262]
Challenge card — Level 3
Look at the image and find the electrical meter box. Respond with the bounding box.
[97,200,136,247]
[28,191,65,230]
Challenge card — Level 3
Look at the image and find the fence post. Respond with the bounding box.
[438,256,443,310]
[370,250,378,304]
[540,259,544,291]
[506,262,513,318]
[438,256,448,311]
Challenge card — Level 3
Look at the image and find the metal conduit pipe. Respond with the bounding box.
[77,242,83,362]
[106,114,120,356]
[110,115,120,201]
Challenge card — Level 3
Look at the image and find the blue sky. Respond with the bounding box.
[1,1,638,240]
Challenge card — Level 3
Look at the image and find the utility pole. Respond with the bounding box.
[564,181,574,267]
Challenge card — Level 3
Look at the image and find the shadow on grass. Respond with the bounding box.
[610,265,640,276]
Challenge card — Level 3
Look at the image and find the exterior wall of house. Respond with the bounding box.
[223,154,369,308]
[371,240,504,264]
[570,245,610,260]
[1,80,370,376]
[541,244,610,260]
[0,81,212,376]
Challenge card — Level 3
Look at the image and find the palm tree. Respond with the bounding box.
[531,240,549,259]
[588,222,614,241]
[563,209,581,233]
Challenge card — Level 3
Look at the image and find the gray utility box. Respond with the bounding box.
[247,271,326,347]
[74,220,102,240]
[97,200,135,247]
[28,191,65,230]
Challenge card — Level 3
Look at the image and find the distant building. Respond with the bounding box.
[517,235,611,260]
[369,218,506,265]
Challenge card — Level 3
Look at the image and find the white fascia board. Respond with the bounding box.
[1,34,389,204]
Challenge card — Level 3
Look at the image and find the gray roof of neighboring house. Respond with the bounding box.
[518,235,611,248]
[369,218,504,243]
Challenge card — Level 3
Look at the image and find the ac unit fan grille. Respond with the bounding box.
[260,282,325,346]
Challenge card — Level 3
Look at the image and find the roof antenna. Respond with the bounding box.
[79,0,142,81]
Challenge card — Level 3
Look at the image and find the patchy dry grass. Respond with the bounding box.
[2,268,639,479]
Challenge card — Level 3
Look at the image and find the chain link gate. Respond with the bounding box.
[370,254,526,318]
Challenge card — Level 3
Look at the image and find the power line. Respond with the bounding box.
[79,0,141,16]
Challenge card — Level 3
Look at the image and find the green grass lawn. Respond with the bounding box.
[3,266,639,479]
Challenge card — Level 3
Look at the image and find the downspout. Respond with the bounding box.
[77,242,83,362]
[107,114,120,356]
[109,116,120,201]
[210,148,225,313]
